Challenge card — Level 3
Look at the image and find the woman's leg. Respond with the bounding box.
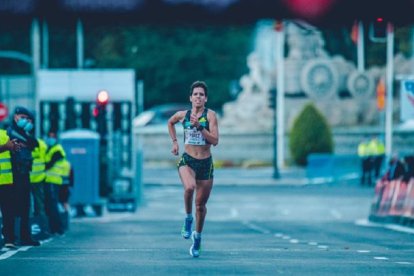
[194,179,213,233]
[178,166,196,215]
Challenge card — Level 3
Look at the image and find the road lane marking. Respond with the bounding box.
[395,261,412,265]
[374,257,389,260]
[357,250,371,253]
[274,233,283,238]
[355,219,414,234]
[0,251,19,260]
[318,245,328,249]
[242,221,271,234]
[289,239,299,243]
[0,245,33,261]
[230,208,239,218]
[308,242,318,246]
[330,209,342,219]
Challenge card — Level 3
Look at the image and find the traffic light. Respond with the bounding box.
[94,90,109,135]
[268,88,277,109]
[93,90,109,117]
[369,17,387,42]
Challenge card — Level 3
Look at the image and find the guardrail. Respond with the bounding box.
[369,178,414,227]
[306,153,360,181]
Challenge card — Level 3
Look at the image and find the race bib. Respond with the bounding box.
[184,128,206,145]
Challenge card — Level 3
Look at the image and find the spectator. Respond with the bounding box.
[382,154,405,181]
[358,136,372,186]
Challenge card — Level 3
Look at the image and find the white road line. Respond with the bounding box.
[281,209,290,216]
[242,221,271,234]
[355,219,414,234]
[282,235,290,240]
[230,208,239,218]
[374,257,389,260]
[357,250,371,253]
[308,241,318,246]
[274,233,283,238]
[330,209,342,219]
[289,239,299,243]
[0,250,19,260]
[318,245,328,249]
[395,261,412,265]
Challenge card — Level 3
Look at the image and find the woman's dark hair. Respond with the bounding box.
[190,81,208,97]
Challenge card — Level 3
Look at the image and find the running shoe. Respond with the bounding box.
[189,231,201,258]
[181,217,193,239]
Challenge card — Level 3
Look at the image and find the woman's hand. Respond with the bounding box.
[171,141,179,156]
[190,113,200,128]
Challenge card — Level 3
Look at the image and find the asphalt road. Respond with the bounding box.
[1,180,414,275]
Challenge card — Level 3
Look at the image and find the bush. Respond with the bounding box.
[289,103,334,166]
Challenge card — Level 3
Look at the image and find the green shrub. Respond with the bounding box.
[289,103,334,166]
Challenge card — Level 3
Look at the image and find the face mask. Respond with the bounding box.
[46,137,57,146]
[23,122,33,132]
[16,117,28,128]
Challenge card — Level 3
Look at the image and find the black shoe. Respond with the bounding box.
[20,239,41,246]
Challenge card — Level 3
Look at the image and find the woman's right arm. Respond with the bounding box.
[167,111,185,156]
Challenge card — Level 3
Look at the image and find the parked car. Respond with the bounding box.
[133,103,190,128]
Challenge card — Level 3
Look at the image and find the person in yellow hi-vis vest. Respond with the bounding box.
[358,136,372,186]
[30,138,49,239]
[368,136,386,181]
[44,130,67,235]
[58,158,72,212]
[0,129,22,249]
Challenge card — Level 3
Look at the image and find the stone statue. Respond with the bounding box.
[221,20,403,131]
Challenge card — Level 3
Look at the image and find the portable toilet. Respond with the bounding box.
[60,129,103,215]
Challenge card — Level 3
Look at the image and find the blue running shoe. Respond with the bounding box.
[189,231,201,258]
[181,217,193,239]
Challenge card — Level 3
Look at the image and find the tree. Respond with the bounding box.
[289,103,334,166]
[87,23,253,111]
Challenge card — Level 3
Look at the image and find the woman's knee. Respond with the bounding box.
[184,186,195,195]
[196,204,206,213]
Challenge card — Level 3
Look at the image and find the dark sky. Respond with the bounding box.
[0,0,413,26]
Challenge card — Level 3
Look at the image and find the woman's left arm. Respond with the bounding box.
[202,111,219,146]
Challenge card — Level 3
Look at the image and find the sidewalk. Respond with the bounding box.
[143,166,347,186]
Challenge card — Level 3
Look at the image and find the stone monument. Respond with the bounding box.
[220,20,406,131]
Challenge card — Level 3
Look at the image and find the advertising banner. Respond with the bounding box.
[400,79,414,121]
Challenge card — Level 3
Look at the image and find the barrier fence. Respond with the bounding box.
[369,178,414,227]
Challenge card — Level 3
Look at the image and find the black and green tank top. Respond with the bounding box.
[182,108,210,145]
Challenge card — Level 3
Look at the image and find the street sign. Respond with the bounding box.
[0,103,9,121]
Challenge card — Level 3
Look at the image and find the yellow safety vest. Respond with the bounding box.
[61,159,71,185]
[45,144,67,185]
[0,129,13,185]
[357,142,369,157]
[30,138,47,184]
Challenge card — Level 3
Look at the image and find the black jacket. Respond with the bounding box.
[7,122,38,175]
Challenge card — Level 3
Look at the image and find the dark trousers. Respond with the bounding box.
[31,181,46,217]
[13,172,32,241]
[44,183,63,234]
[0,184,16,244]
[373,155,385,179]
[361,157,373,186]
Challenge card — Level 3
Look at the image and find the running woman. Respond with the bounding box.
[167,81,219,258]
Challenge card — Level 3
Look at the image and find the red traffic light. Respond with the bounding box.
[376,17,384,22]
[97,90,109,105]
